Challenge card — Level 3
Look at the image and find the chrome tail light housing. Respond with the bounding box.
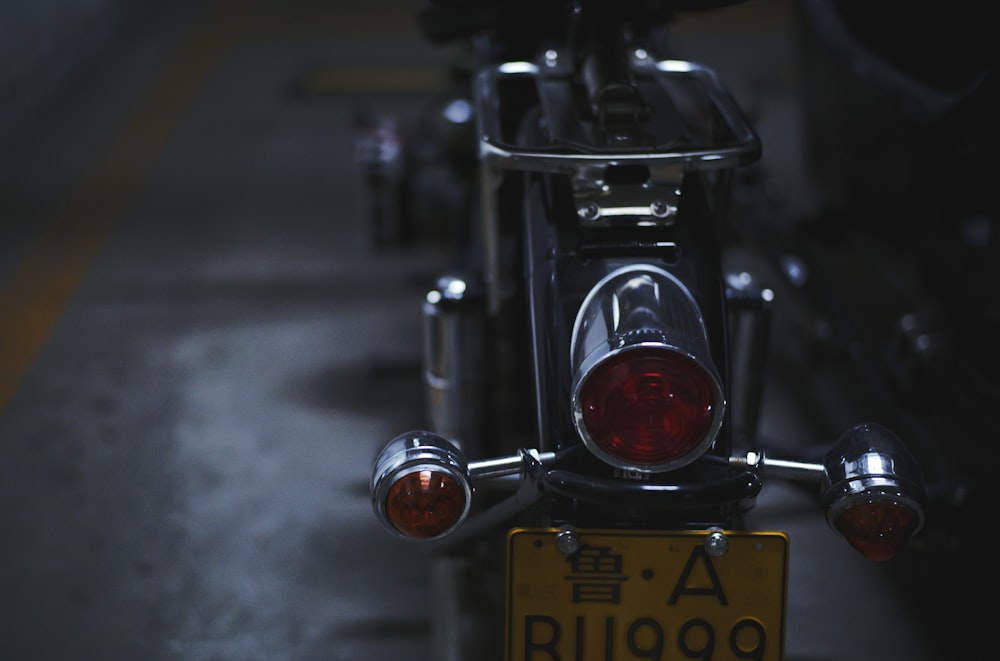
[570,265,726,473]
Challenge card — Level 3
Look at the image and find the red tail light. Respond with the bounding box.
[575,346,723,471]
[578,347,721,467]
[570,266,726,473]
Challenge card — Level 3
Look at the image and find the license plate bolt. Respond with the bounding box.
[704,529,729,557]
[555,527,580,555]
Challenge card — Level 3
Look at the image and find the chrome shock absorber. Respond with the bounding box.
[422,273,490,458]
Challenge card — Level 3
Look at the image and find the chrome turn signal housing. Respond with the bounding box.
[371,431,472,541]
[821,423,925,561]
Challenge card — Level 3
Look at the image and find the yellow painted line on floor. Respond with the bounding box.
[0,0,247,412]
[0,0,449,411]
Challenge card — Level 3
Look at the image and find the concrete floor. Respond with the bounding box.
[0,1,963,659]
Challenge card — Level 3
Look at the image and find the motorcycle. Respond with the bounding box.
[358,1,927,659]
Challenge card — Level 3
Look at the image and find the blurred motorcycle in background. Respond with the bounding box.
[356,0,995,658]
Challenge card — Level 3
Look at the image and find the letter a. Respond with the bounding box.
[667,546,728,605]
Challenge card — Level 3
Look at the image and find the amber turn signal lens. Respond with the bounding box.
[833,500,921,562]
[385,469,467,539]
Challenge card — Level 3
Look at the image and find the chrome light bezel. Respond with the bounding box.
[370,431,473,540]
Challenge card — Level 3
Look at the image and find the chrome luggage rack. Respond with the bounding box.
[474,52,761,174]
[473,51,762,312]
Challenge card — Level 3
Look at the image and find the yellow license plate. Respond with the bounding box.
[506,528,789,661]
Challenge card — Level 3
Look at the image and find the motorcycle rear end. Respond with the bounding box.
[358,2,926,659]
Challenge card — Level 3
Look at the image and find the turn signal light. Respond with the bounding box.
[821,423,925,561]
[371,431,472,541]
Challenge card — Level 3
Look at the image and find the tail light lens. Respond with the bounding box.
[371,431,472,540]
[577,347,721,467]
[570,266,726,473]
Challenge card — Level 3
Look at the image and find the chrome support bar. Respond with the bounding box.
[730,450,825,483]
[468,449,557,481]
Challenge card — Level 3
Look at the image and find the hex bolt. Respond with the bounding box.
[704,530,729,558]
[578,203,601,221]
[650,200,672,218]
[556,528,580,555]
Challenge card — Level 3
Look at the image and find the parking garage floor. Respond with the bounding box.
[0,1,965,659]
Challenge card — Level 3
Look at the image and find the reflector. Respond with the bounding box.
[386,469,468,539]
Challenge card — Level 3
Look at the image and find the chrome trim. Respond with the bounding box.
[474,58,760,174]
[472,55,760,307]
[467,448,557,480]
